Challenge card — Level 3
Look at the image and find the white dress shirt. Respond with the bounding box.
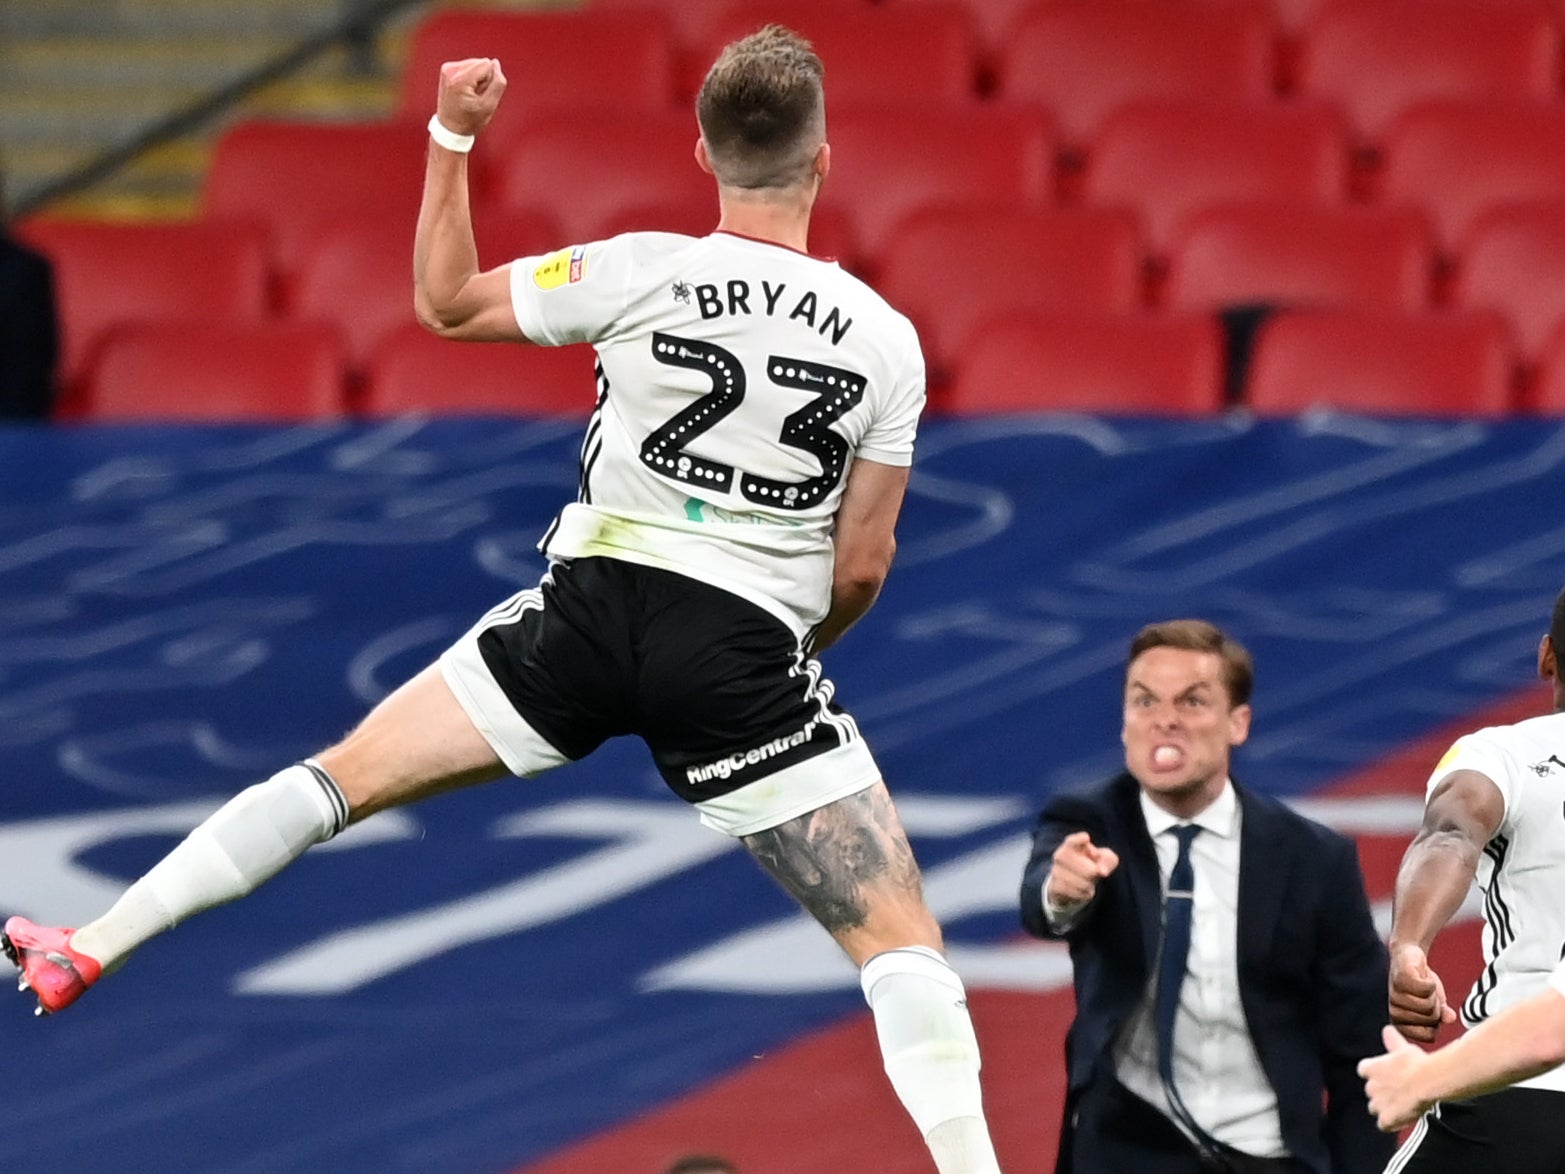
[1046,781,1287,1157]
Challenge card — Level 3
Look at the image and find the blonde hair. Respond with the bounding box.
[696,24,825,190]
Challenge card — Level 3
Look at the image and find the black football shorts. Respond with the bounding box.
[439,556,881,836]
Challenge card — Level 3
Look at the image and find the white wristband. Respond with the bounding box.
[427,114,475,154]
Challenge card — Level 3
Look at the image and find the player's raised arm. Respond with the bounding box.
[413,57,525,342]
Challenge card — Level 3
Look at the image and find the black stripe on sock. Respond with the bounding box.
[300,759,349,838]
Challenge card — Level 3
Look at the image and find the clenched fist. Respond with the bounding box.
[436,57,508,137]
[1389,943,1458,1043]
[1046,830,1120,908]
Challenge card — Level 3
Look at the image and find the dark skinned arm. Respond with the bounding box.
[1386,768,1505,1042]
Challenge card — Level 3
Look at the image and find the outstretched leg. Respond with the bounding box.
[743,781,1003,1174]
[7,664,507,1015]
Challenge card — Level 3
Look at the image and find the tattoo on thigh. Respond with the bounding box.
[742,786,922,935]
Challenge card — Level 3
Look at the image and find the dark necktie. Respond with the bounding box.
[1154,823,1226,1161]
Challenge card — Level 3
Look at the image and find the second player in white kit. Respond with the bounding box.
[1371,586,1565,1172]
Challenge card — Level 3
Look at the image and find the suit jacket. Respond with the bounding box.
[1019,773,1393,1174]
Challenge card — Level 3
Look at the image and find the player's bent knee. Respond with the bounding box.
[860,945,985,1139]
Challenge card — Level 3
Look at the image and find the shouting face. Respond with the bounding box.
[1122,645,1252,818]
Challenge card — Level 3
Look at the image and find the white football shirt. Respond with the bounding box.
[1428,710,1565,1091]
[508,230,925,639]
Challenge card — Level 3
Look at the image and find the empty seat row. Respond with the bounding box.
[595,0,1565,49]
[18,210,559,390]
[979,0,1563,148]
[68,309,1565,422]
[83,322,596,421]
[30,0,1565,425]
[398,0,1565,153]
[948,309,1558,416]
[182,100,1565,280]
[28,197,1565,400]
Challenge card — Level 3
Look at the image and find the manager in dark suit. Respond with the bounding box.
[1020,619,1392,1174]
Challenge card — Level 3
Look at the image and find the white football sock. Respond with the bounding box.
[70,761,348,970]
[861,946,1002,1174]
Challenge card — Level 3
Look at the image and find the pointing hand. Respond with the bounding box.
[1046,831,1120,907]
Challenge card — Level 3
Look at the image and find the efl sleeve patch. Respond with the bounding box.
[1434,742,1461,773]
[512,237,625,346]
[1424,732,1512,815]
[532,245,588,291]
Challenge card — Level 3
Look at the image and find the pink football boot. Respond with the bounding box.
[2,916,103,1016]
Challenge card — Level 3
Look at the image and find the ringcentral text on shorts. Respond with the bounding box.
[686,720,820,784]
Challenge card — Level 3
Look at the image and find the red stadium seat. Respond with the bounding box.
[945,311,1225,414]
[1453,203,1565,366]
[1296,0,1560,146]
[795,205,861,273]
[814,106,1056,266]
[1263,0,1328,35]
[86,322,348,421]
[362,324,597,416]
[1378,102,1565,255]
[591,0,885,98]
[1082,102,1350,256]
[284,210,560,374]
[491,111,715,245]
[877,206,1144,382]
[888,0,1039,57]
[284,214,416,374]
[475,209,569,268]
[17,218,270,391]
[203,120,429,282]
[589,0,875,55]
[1245,309,1514,415]
[694,2,979,107]
[1165,203,1434,313]
[586,0,734,48]
[1528,322,1565,413]
[397,8,678,148]
[995,0,1277,149]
